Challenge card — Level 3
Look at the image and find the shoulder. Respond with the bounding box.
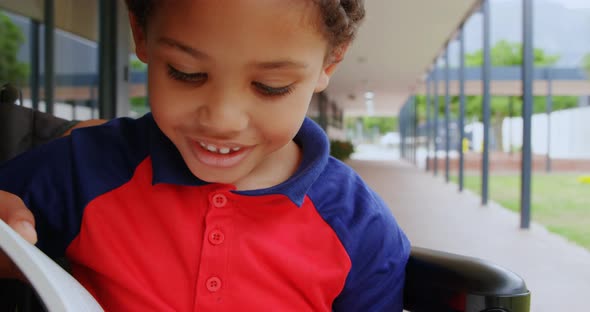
[0,114,154,196]
[70,114,152,149]
[69,114,152,164]
[307,157,386,221]
[307,157,407,249]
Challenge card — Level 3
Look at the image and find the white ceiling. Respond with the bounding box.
[1,0,482,117]
[326,0,481,116]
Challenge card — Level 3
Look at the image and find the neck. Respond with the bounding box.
[233,140,302,191]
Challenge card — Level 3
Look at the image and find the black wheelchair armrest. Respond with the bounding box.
[403,246,531,312]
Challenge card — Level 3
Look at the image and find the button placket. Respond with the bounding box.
[195,190,234,308]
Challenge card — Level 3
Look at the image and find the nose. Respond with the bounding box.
[197,86,249,137]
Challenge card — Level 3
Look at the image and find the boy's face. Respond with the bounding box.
[130,0,341,189]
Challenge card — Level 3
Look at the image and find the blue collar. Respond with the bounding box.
[149,114,330,207]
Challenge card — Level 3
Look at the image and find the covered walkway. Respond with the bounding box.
[347,157,590,312]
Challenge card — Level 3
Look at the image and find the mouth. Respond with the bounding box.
[197,141,243,155]
[190,140,252,168]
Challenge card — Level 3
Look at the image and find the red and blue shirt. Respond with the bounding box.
[0,114,410,311]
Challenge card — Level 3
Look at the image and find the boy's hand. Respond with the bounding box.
[0,190,37,279]
[0,190,37,244]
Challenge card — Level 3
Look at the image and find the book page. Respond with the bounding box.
[0,220,103,312]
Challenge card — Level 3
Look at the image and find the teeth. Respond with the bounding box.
[199,141,241,154]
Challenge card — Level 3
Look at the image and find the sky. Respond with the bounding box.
[496,0,590,9]
[441,0,590,67]
[548,0,590,9]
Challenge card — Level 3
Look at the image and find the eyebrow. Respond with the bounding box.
[158,37,210,59]
[252,60,308,70]
[158,37,308,70]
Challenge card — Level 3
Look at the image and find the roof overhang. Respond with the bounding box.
[326,0,482,116]
[1,0,99,42]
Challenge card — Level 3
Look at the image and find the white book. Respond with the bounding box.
[0,220,103,311]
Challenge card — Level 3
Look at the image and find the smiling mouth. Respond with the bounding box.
[191,140,251,168]
[198,142,243,155]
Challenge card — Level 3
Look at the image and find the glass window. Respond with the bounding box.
[0,10,33,105]
[52,1,99,120]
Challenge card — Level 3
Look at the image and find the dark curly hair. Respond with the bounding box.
[315,0,365,48]
[124,0,365,49]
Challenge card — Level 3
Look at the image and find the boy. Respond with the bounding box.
[0,1,410,310]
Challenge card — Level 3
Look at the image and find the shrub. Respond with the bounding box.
[330,140,355,161]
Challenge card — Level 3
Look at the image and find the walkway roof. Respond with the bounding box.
[326,0,481,116]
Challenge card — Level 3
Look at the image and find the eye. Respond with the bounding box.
[252,81,294,97]
[167,65,207,84]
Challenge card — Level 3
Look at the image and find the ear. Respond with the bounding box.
[129,13,148,63]
[314,43,350,93]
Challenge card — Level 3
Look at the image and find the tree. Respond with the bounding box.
[129,57,148,114]
[362,116,398,134]
[414,40,577,152]
[583,52,590,77]
[465,40,559,67]
[344,116,399,137]
[0,12,29,85]
[464,41,574,150]
[130,58,147,71]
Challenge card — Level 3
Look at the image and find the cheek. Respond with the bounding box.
[147,68,169,115]
[147,83,191,151]
[147,69,189,128]
[255,93,311,145]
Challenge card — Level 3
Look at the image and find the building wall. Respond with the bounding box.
[502,106,590,159]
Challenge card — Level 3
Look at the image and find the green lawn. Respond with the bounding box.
[450,173,590,250]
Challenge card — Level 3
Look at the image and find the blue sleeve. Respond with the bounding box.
[0,136,81,258]
[0,116,151,258]
[332,193,410,312]
[309,160,411,312]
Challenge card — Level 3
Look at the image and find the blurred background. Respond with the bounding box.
[1,1,589,310]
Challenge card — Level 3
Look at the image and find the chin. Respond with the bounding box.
[187,162,244,186]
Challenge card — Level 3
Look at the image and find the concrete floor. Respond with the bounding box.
[347,158,590,312]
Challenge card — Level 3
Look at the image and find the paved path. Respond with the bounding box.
[347,158,590,312]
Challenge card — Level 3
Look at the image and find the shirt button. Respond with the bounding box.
[211,193,228,208]
[206,277,222,292]
[209,230,225,245]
